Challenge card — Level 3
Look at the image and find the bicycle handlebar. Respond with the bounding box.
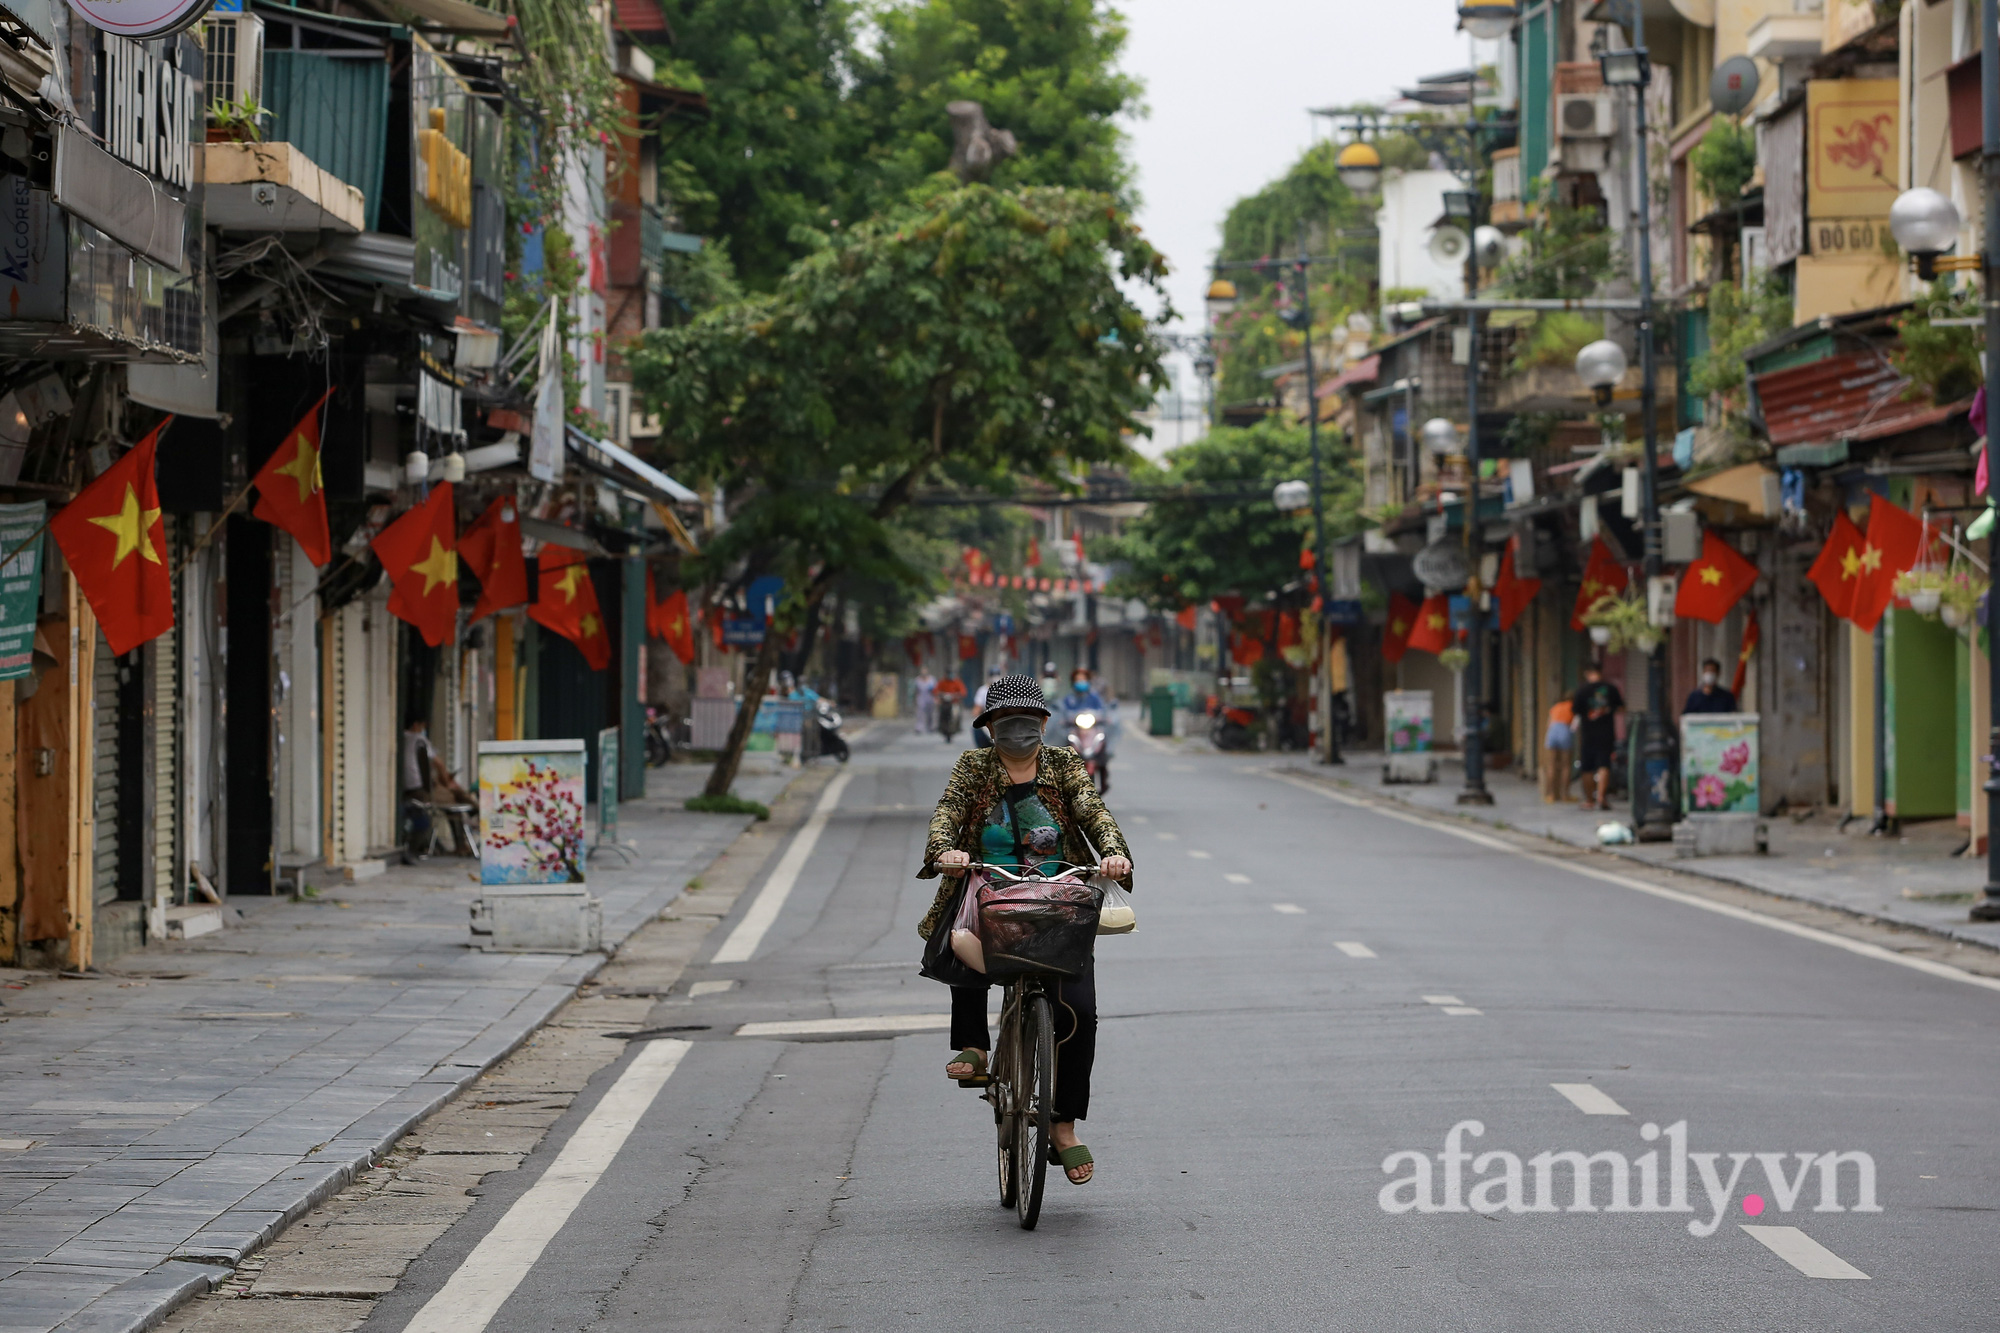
[958,860,1107,882]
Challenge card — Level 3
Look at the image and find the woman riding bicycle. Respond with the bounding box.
[918,673,1133,1186]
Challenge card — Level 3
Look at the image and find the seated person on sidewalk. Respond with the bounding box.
[401,719,476,857]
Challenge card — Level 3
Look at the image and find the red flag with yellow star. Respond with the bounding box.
[250,389,333,566]
[1570,537,1629,630]
[460,494,528,620]
[531,544,610,670]
[50,419,174,657]
[1406,594,1452,655]
[1382,592,1419,663]
[1493,534,1542,632]
[371,483,459,647]
[656,583,695,665]
[1807,510,1866,623]
[1673,529,1758,623]
[1848,494,1925,633]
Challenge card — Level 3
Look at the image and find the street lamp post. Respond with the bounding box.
[1444,192,1497,805]
[1291,243,1342,765]
[1601,17,1674,842]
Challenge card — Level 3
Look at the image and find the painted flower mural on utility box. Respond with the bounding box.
[1681,715,1759,816]
[478,740,588,884]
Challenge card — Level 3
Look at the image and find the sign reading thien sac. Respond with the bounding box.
[1379,1120,1880,1237]
[68,0,214,41]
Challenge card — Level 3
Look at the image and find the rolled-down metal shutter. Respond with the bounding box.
[90,625,118,907]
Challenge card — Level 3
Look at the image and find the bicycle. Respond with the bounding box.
[955,860,1103,1230]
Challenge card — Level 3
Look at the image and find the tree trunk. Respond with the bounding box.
[702,573,839,798]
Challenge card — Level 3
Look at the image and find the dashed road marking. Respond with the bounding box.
[1741,1225,1870,1279]
[1440,1006,1483,1016]
[1551,1083,1628,1115]
[1333,941,1376,958]
[1267,770,2000,997]
[1187,849,1212,859]
[1156,832,1178,841]
[402,1038,693,1333]
[1421,995,1463,1006]
[1224,873,1251,884]
[688,980,737,998]
[1272,903,1307,915]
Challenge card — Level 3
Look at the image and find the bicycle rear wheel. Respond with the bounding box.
[1013,991,1053,1229]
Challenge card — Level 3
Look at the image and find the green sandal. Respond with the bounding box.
[1050,1143,1094,1184]
[946,1048,989,1087]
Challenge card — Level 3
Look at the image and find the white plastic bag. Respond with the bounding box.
[1095,878,1136,935]
[949,873,986,973]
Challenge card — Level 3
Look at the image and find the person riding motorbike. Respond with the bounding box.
[1058,668,1113,791]
[919,673,1133,1186]
[934,674,966,742]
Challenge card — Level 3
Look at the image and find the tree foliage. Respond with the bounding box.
[1099,419,1361,609]
[630,184,1168,789]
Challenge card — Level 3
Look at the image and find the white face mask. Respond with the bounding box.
[1701,671,1719,688]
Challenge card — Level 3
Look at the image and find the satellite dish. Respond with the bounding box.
[1710,56,1759,117]
[1429,226,1470,267]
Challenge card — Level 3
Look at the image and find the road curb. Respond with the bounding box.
[1302,769,2000,955]
[47,762,822,1333]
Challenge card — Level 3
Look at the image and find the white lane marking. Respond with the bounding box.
[1266,772,2000,997]
[711,770,854,964]
[402,1039,692,1333]
[1272,903,1307,915]
[1224,873,1251,884]
[734,1012,997,1038]
[1187,849,1212,859]
[1334,941,1377,958]
[688,980,737,998]
[1421,995,1464,1006]
[1740,1225,1870,1279]
[1440,1006,1484,1016]
[1155,832,1179,841]
[1552,1083,1629,1115]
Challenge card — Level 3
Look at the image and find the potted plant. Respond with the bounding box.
[1894,567,1948,618]
[1438,645,1470,674]
[207,94,267,144]
[1940,569,1988,630]
[1580,590,1652,653]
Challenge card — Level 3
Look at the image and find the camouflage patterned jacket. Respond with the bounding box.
[916,745,1133,940]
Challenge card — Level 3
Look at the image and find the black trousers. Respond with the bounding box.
[950,961,1096,1122]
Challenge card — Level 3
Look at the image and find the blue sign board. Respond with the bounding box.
[1447,595,1499,631]
[994,612,1015,636]
[1322,599,1363,627]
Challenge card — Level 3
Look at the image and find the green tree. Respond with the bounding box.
[631,185,1168,795]
[848,0,1141,213]
[1099,418,1360,608]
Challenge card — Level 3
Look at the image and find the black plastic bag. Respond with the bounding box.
[919,879,984,986]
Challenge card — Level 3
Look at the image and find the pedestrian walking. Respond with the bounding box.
[913,669,937,734]
[1039,660,1061,701]
[1541,695,1575,804]
[1570,663,1624,811]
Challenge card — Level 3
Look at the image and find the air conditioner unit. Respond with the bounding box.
[202,13,264,110]
[1556,92,1614,139]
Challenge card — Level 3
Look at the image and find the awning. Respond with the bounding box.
[377,0,509,35]
[565,425,698,503]
[0,0,54,49]
[1317,355,1380,398]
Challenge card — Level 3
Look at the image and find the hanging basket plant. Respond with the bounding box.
[1438,645,1471,674]
[1579,590,1652,653]
[1894,567,1949,618]
[1940,569,1989,631]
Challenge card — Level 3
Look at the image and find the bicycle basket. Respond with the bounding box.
[975,873,1099,979]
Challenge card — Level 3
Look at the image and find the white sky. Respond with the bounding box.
[1116,0,1478,334]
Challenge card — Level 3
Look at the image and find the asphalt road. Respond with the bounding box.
[363,729,2000,1332]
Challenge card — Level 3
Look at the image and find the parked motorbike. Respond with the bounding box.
[1209,703,1259,752]
[814,696,850,762]
[1067,710,1110,794]
[938,696,961,743]
[644,706,675,768]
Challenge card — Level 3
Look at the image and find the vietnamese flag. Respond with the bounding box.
[1732,610,1760,697]
[1493,535,1541,632]
[1570,537,1629,630]
[1175,605,1197,630]
[1849,494,1925,633]
[50,419,174,657]
[372,483,458,647]
[656,584,695,664]
[1674,530,1759,623]
[530,543,611,670]
[1406,594,1452,655]
[251,389,333,566]
[1382,592,1419,663]
[460,494,528,620]
[1806,511,1866,621]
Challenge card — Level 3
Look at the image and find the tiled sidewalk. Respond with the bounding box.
[0,759,798,1333]
[1308,750,2000,951]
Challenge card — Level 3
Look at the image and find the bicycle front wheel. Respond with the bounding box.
[1013,992,1053,1230]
